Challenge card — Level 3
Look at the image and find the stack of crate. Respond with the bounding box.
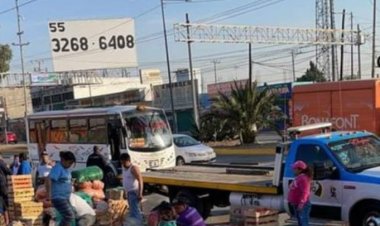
[7,175,44,226]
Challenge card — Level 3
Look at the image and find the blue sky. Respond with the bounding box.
[0,0,376,87]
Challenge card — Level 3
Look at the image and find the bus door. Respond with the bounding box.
[108,116,126,161]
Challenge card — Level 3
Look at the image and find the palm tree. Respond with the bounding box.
[212,80,281,144]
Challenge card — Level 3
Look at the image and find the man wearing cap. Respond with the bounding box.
[288,160,312,226]
[173,196,206,226]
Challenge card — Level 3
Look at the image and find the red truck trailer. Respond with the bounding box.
[292,79,380,134]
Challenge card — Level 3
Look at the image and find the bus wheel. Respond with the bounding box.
[176,157,185,166]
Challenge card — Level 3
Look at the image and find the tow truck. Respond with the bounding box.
[142,123,380,226]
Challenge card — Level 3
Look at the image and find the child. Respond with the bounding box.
[158,202,177,226]
[0,196,9,226]
[47,151,76,226]
[288,160,312,226]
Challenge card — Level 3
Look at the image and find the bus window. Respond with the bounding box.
[88,118,107,144]
[69,118,88,143]
[50,119,68,143]
[125,110,172,151]
[29,120,37,143]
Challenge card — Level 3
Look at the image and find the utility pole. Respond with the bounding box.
[212,60,221,85]
[185,13,199,129]
[12,0,30,116]
[340,9,346,81]
[372,0,377,78]
[248,43,252,89]
[357,24,362,79]
[291,50,296,82]
[330,0,337,81]
[160,0,177,132]
[350,12,354,79]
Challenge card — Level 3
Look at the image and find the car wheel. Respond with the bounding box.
[351,201,380,226]
[176,156,185,166]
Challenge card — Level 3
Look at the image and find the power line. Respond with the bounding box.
[0,0,39,16]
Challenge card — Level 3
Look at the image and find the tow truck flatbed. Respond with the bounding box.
[142,165,279,194]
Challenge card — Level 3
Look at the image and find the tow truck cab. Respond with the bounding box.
[281,123,380,226]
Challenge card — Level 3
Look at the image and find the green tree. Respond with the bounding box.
[206,80,282,144]
[0,44,12,73]
[296,61,326,82]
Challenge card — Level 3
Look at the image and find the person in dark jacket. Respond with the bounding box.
[86,146,108,171]
[0,154,12,206]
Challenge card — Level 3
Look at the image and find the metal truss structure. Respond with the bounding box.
[0,70,103,88]
[174,23,363,46]
[315,0,332,79]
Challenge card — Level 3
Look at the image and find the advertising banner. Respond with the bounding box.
[49,18,137,71]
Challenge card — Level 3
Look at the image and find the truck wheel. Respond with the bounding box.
[352,202,380,226]
[176,157,185,166]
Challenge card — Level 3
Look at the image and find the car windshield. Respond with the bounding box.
[124,109,172,152]
[174,135,200,147]
[329,135,380,172]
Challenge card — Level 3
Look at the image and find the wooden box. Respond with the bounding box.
[244,208,278,226]
[7,175,33,189]
[20,217,44,226]
[106,188,124,200]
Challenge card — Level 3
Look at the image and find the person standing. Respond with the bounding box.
[86,146,108,173]
[0,154,12,206]
[9,155,20,175]
[36,151,54,187]
[173,196,205,226]
[0,196,9,226]
[47,151,76,226]
[17,153,32,175]
[120,153,143,224]
[288,160,312,226]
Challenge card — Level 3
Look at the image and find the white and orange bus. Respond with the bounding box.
[26,105,175,182]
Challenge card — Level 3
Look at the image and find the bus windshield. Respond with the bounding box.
[329,135,380,172]
[124,109,172,151]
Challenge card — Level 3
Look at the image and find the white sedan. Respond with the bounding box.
[173,134,216,166]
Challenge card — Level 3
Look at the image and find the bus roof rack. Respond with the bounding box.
[287,122,332,135]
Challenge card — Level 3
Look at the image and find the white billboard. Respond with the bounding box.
[48,18,137,71]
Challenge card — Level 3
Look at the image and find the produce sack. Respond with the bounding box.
[81,188,96,197]
[75,191,93,206]
[78,181,92,189]
[71,166,103,183]
[92,189,106,200]
[92,180,105,190]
